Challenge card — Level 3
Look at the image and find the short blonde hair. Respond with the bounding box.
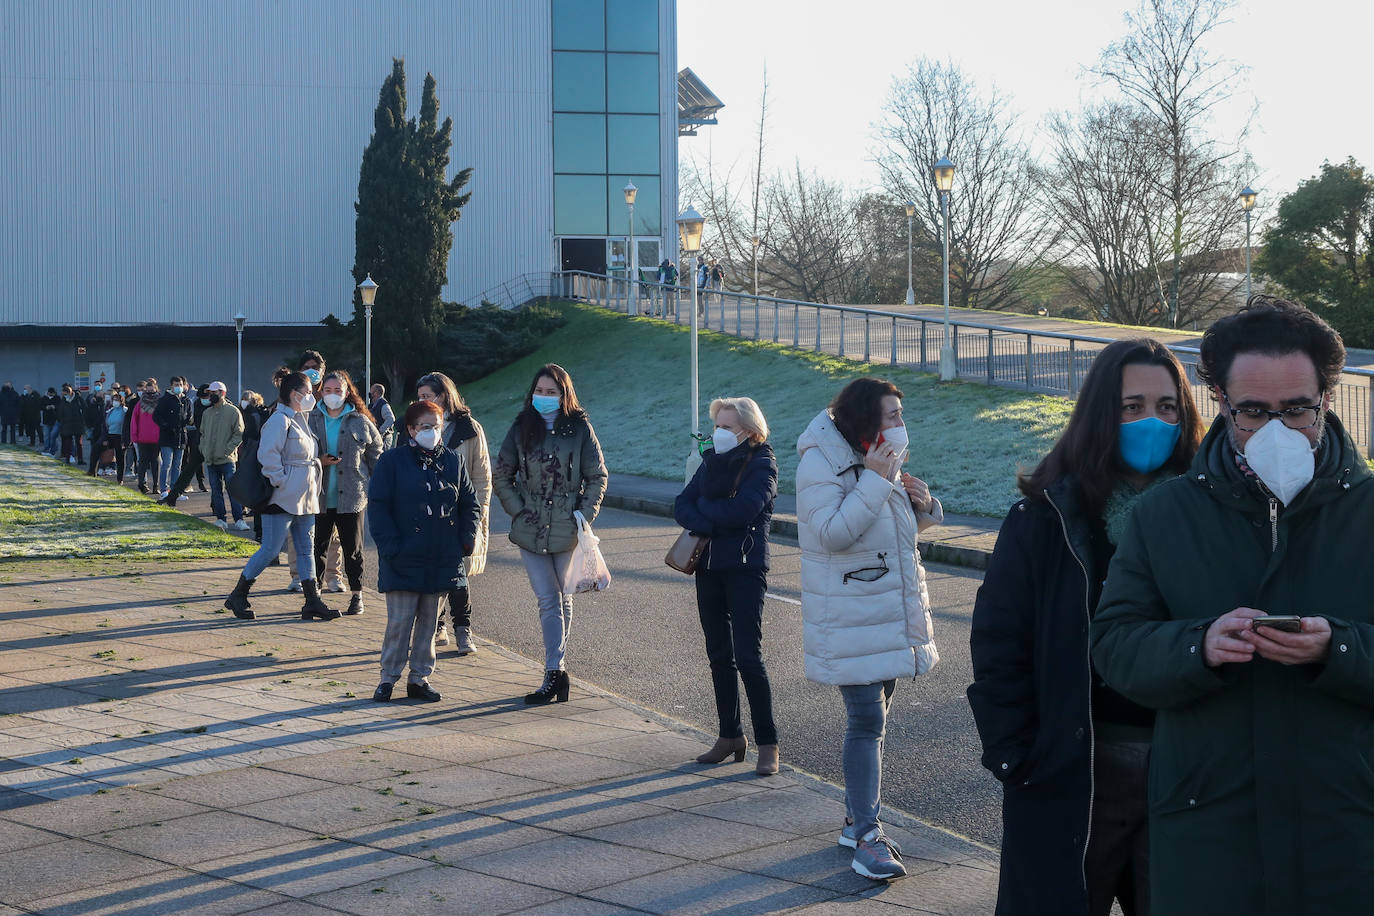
[241,389,264,408]
[709,397,769,443]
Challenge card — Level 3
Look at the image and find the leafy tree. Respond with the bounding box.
[350,59,472,396]
[1258,158,1374,345]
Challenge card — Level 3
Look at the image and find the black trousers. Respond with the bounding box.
[167,447,205,500]
[441,583,472,629]
[87,433,126,481]
[1084,740,1150,916]
[0,419,16,443]
[60,432,84,462]
[134,443,160,490]
[314,509,364,591]
[694,566,777,746]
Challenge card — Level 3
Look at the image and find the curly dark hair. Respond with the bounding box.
[1198,295,1346,393]
[829,377,904,452]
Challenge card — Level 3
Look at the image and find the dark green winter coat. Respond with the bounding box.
[493,412,608,555]
[1091,413,1374,916]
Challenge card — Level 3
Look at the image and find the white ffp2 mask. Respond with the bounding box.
[712,428,739,454]
[1243,419,1316,505]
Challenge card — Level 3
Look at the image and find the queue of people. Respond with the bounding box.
[9,293,1368,906]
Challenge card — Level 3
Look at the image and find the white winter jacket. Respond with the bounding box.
[795,409,942,685]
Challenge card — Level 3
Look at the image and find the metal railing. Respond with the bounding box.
[554,270,1374,458]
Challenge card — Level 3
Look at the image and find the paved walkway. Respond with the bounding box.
[0,461,999,914]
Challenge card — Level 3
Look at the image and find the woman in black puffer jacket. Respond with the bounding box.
[674,396,780,776]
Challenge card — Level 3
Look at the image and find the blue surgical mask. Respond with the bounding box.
[531,394,560,416]
[172,385,184,395]
[303,369,321,384]
[1119,416,1181,474]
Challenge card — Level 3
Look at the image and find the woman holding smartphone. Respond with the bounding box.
[796,376,943,882]
[968,338,1205,916]
[493,363,607,705]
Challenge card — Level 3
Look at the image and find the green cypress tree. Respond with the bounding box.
[351,59,473,397]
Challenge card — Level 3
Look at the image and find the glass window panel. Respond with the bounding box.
[607,0,658,51]
[553,52,605,112]
[555,174,608,236]
[608,175,660,235]
[607,115,659,174]
[554,114,606,173]
[606,54,658,113]
[552,0,604,50]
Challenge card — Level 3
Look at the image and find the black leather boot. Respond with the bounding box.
[300,579,341,621]
[223,574,255,620]
[524,670,570,705]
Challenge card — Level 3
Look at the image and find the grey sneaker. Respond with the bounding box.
[851,828,906,881]
[287,578,302,593]
[838,817,860,849]
[434,622,450,646]
[454,626,476,655]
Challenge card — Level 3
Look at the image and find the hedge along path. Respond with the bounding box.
[0,446,259,561]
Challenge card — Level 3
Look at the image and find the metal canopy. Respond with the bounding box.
[678,68,723,136]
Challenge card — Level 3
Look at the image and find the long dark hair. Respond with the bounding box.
[321,369,375,425]
[830,377,904,453]
[1018,338,1206,515]
[518,363,585,451]
[416,370,469,419]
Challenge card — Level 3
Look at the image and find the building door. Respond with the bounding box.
[634,239,660,282]
[560,238,607,274]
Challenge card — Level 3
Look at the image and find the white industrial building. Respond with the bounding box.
[0,0,683,392]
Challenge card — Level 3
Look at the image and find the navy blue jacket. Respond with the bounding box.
[674,442,777,571]
[367,443,480,595]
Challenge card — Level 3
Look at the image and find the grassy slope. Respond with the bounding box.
[460,303,1075,517]
[0,447,259,560]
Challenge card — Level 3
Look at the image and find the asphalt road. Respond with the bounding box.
[386,501,1004,850]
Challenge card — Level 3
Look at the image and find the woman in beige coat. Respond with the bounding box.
[416,371,491,654]
[223,372,340,622]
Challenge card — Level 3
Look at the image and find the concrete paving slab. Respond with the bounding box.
[335,810,561,865]
[19,867,289,916]
[0,837,171,904]
[96,811,318,867]
[472,748,657,786]
[147,766,338,808]
[592,769,771,810]
[471,786,666,833]
[0,818,67,854]
[366,731,544,766]
[2,784,211,835]
[257,745,452,782]
[709,835,944,895]
[305,862,562,915]
[582,809,802,860]
[235,783,452,834]
[586,861,838,913]
[367,763,555,808]
[850,860,1000,914]
[689,787,850,837]
[462,834,688,895]
[575,730,724,769]
[194,838,431,899]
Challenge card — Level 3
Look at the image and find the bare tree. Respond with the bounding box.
[1093,0,1249,326]
[759,163,863,303]
[873,59,1050,312]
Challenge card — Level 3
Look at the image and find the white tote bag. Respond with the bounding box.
[562,510,611,594]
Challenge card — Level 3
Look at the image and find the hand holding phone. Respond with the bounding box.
[1252,615,1303,633]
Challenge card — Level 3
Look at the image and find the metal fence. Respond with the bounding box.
[552,270,1374,457]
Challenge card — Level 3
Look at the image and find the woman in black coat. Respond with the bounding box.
[967,339,1205,916]
[674,396,780,776]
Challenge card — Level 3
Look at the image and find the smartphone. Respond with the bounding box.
[1252,615,1302,633]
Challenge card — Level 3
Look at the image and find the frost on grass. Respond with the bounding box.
[0,448,258,560]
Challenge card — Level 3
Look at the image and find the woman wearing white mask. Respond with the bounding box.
[795,376,943,882]
[494,363,607,705]
[674,397,780,775]
[223,372,339,622]
[308,370,384,617]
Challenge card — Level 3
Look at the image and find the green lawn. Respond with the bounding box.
[0,446,259,560]
[460,302,1077,517]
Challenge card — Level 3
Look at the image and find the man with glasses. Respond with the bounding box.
[1090,296,1374,914]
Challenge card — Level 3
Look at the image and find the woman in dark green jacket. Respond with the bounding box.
[493,363,607,705]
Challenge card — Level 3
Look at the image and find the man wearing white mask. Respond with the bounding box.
[1091,296,1374,916]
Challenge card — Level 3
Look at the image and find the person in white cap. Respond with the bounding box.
[199,381,250,530]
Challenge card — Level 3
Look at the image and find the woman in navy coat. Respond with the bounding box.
[367,400,480,703]
[674,396,780,775]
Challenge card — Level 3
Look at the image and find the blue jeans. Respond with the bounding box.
[520,548,574,670]
[43,423,59,453]
[242,512,314,582]
[839,679,897,840]
[206,461,243,522]
[158,446,184,493]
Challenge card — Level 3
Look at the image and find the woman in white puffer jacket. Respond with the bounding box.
[795,376,942,883]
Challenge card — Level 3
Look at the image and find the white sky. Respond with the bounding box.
[676,0,1373,218]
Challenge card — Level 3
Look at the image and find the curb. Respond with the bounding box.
[600,493,992,571]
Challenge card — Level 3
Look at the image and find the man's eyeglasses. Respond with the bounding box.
[1221,391,1324,432]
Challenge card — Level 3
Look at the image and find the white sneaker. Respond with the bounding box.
[68,457,77,465]
[455,626,476,655]
[434,623,450,646]
[288,578,302,592]
[158,490,169,500]
[325,577,344,593]
[212,519,228,530]
[178,493,190,501]
[230,519,252,532]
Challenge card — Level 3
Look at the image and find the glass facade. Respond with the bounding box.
[552,0,661,243]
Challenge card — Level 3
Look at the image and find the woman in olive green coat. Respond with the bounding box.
[493,363,607,705]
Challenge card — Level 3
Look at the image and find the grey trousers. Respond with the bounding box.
[519,548,574,671]
[380,591,441,685]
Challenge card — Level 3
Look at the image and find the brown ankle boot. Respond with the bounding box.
[756,743,780,776]
[696,735,747,764]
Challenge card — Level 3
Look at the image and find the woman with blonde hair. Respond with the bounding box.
[675,396,780,775]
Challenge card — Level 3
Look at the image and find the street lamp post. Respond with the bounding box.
[233,313,246,401]
[752,234,761,298]
[677,206,706,482]
[933,157,956,381]
[624,181,638,316]
[1240,186,1258,302]
[358,274,378,393]
[903,200,916,306]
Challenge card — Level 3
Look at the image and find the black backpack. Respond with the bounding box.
[227,441,274,512]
